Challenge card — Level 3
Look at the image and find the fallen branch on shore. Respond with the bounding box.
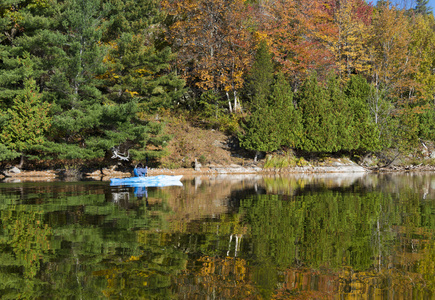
[111,147,130,161]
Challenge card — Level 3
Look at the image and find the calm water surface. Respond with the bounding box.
[0,173,434,299]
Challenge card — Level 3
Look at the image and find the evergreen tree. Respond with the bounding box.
[0,144,20,162]
[244,40,274,107]
[0,1,54,107]
[0,0,110,161]
[239,40,280,158]
[240,73,303,156]
[419,105,435,141]
[415,0,432,15]
[239,105,281,158]
[376,0,389,9]
[397,106,420,153]
[38,0,141,161]
[0,78,51,166]
[344,75,380,152]
[101,0,185,112]
[297,74,337,152]
[0,0,185,164]
[326,74,353,151]
[269,73,302,149]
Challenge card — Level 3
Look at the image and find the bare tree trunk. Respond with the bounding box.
[226,92,233,113]
[254,151,260,162]
[18,154,24,168]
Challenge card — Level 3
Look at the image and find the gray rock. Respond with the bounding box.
[8,167,21,174]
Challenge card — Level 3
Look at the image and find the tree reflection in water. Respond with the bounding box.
[0,173,433,298]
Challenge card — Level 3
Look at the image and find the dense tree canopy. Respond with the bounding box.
[1,0,435,166]
[0,0,183,166]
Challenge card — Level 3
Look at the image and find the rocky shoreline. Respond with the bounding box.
[2,158,435,182]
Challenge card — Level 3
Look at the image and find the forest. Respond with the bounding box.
[1,0,435,168]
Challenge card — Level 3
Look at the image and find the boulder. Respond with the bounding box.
[8,167,21,174]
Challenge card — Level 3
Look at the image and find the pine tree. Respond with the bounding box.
[0,1,56,107]
[0,78,51,166]
[415,0,432,15]
[0,144,20,162]
[0,0,184,164]
[101,0,185,112]
[38,0,132,161]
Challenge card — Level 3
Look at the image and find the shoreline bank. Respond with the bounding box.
[2,159,435,182]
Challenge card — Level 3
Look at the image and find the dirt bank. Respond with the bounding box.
[0,158,372,182]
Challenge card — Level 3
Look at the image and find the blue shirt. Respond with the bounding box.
[134,167,147,177]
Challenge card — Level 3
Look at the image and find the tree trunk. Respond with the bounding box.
[226,92,233,113]
[254,151,260,162]
[18,154,24,168]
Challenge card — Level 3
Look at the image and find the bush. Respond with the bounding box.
[199,155,207,165]
[296,157,309,167]
[263,153,298,169]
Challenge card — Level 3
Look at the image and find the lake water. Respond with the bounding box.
[0,173,434,299]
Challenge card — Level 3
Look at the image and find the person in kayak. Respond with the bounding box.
[135,186,148,201]
[134,163,148,177]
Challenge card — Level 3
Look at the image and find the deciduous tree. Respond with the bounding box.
[261,0,336,88]
[163,0,254,111]
[408,13,435,107]
[331,0,373,80]
[367,3,419,148]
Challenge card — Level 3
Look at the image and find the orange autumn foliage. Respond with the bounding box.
[163,0,254,94]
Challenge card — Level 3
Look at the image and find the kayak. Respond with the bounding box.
[110,175,183,187]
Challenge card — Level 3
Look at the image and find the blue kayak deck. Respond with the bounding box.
[110,175,183,187]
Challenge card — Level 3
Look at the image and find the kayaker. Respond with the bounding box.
[134,163,147,177]
[135,186,148,200]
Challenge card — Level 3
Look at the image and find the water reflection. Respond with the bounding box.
[0,173,434,299]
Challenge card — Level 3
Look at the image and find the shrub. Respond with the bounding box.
[199,155,207,165]
[263,153,298,168]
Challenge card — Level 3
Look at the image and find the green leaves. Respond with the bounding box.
[345,75,380,152]
[0,0,185,164]
[240,43,282,153]
[245,40,274,107]
[269,72,302,149]
[0,144,21,161]
[240,72,303,153]
[0,78,51,153]
[297,73,334,152]
[296,73,381,153]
